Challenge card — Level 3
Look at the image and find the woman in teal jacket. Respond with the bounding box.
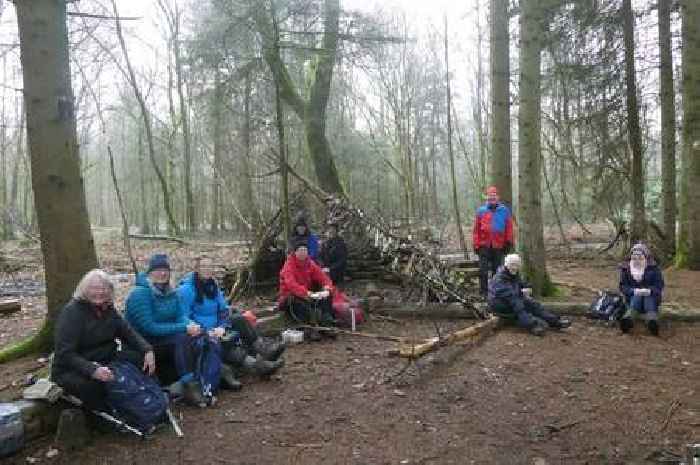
[125,253,207,406]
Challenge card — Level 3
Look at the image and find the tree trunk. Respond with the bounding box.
[445,16,467,258]
[137,127,150,234]
[111,0,179,236]
[255,0,344,195]
[171,4,195,234]
[682,0,700,269]
[8,102,24,240]
[242,67,260,231]
[8,0,98,356]
[622,0,646,243]
[518,0,552,296]
[489,0,512,206]
[659,0,677,254]
[211,71,223,233]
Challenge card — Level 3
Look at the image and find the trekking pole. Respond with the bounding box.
[165,407,183,438]
[61,394,145,438]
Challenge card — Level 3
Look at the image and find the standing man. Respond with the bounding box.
[472,186,514,296]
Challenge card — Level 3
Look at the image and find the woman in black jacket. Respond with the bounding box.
[51,269,155,410]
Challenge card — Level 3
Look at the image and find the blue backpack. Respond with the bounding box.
[588,291,626,321]
[192,336,222,401]
[105,361,168,433]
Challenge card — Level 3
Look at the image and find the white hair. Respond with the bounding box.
[504,254,521,269]
[73,269,114,301]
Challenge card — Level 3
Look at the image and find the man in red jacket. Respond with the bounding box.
[472,186,514,296]
[278,238,336,338]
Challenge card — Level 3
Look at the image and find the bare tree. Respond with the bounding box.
[1,0,98,359]
[489,0,512,206]
[682,0,700,269]
[622,0,646,243]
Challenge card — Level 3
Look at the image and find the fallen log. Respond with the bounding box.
[373,301,700,322]
[399,317,501,358]
[372,303,478,320]
[539,301,700,322]
[0,299,21,316]
[128,234,186,244]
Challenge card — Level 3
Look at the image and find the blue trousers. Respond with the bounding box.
[625,295,659,321]
[147,333,196,383]
[492,298,560,329]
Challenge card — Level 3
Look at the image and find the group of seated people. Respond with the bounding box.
[487,242,664,336]
[51,217,350,415]
[52,253,286,412]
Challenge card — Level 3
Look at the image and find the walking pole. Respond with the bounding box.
[62,394,145,438]
[165,408,184,437]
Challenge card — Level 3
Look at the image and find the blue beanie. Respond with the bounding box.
[147,253,171,273]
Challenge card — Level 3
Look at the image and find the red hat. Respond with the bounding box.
[486,186,499,195]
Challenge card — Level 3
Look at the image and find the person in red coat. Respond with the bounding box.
[278,237,336,336]
[472,186,514,296]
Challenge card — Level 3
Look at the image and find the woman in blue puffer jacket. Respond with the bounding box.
[177,256,285,390]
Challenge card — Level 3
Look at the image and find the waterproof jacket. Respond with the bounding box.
[319,236,348,283]
[52,298,151,380]
[125,272,190,338]
[472,202,514,251]
[278,253,334,307]
[177,272,230,331]
[488,266,528,313]
[619,262,664,307]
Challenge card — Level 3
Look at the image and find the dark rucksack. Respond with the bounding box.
[105,361,168,433]
[192,336,222,401]
[588,291,626,321]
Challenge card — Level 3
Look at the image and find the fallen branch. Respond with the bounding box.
[0,299,21,316]
[659,398,681,433]
[399,317,500,358]
[128,233,187,244]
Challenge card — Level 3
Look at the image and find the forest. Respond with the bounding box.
[0,0,699,464]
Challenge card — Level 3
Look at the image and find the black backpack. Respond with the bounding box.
[588,291,626,321]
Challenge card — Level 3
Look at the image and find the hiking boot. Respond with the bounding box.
[243,354,285,377]
[552,317,572,330]
[620,317,634,334]
[647,320,659,336]
[220,364,242,391]
[253,338,286,361]
[529,323,546,336]
[183,381,207,408]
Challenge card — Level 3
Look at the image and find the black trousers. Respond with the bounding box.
[284,296,335,326]
[479,247,505,294]
[229,313,259,347]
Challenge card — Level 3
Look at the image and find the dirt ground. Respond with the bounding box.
[4,317,699,465]
[1,230,700,464]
